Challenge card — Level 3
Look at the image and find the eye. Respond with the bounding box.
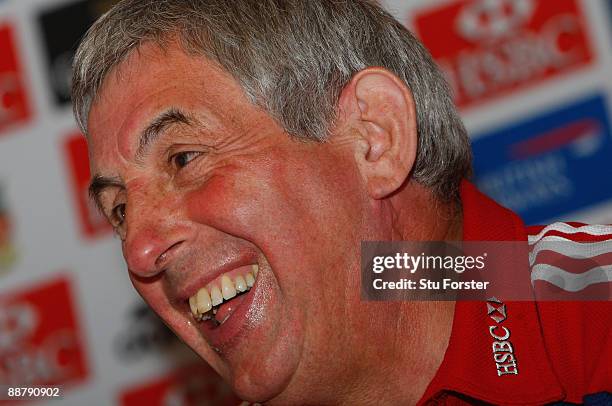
[111,203,126,227]
[171,151,202,169]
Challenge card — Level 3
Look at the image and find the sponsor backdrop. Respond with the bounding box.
[0,0,610,404]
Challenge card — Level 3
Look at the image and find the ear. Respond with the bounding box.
[338,68,418,199]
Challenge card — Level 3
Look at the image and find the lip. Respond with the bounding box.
[174,250,259,302]
[196,270,260,350]
[169,249,262,351]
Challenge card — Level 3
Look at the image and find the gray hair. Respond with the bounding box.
[72,0,472,199]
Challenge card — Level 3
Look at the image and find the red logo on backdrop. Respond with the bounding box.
[0,24,31,134]
[64,133,112,238]
[0,276,89,390]
[120,363,239,406]
[413,0,594,108]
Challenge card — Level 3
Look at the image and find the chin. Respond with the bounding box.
[132,261,308,405]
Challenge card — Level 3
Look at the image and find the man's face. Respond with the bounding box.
[87,42,378,402]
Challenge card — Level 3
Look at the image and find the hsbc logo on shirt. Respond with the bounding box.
[413,0,594,108]
[0,276,89,388]
[487,297,519,376]
[0,24,31,134]
[63,133,112,239]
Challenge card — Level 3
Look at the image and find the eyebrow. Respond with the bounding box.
[89,107,204,212]
[136,107,193,161]
[89,174,124,212]
[88,107,199,211]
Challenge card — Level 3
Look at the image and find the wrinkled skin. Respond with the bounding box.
[87,41,456,405]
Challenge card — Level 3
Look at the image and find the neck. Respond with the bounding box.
[342,181,461,404]
[334,302,455,405]
[271,182,462,405]
[389,182,463,241]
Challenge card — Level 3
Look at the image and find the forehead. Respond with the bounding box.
[86,41,252,169]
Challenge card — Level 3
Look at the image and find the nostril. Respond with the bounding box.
[155,240,185,269]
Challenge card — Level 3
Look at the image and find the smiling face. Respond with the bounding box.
[87,42,382,402]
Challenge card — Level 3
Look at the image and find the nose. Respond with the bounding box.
[122,189,189,278]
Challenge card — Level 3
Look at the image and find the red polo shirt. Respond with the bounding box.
[417,181,611,405]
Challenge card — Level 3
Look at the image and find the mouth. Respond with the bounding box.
[188,264,259,328]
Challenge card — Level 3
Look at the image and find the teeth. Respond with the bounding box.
[235,275,247,292]
[189,295,198,315]
[245,272,255,287]
[188,264,261,320]
[210,285,223,306]
[221,275,237,300]
[196,287,212,314]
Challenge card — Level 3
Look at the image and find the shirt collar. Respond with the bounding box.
[417,180,565,405]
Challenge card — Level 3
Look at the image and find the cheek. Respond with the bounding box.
[184,162,304,241]
[184,153,362,263]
